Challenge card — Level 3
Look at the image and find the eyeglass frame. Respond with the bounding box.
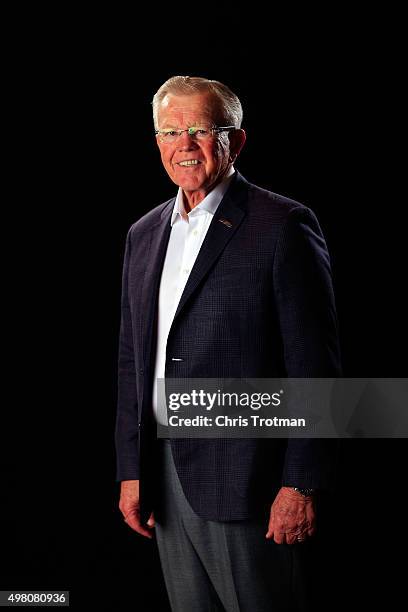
[154,125,236,143]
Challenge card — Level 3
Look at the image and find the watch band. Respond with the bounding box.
[293,487,315,496]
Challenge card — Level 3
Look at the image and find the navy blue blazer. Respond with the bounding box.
[115,172,341,523]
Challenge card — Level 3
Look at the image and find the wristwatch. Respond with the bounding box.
[293,487,315,496]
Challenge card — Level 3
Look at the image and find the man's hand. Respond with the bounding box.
[266,486,316,545]
[119,480,155,539]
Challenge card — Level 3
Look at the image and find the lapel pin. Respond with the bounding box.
[219,218,233,228]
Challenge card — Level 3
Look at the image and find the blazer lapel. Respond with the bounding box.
[173,172,248,322]
[139,202,173,368]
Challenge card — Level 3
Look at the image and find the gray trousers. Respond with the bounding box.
[154,440,313,612]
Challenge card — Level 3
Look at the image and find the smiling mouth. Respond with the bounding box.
[177,160,201,166]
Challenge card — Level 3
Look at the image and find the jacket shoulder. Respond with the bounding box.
[127,198,174,239]
[245,181,311,221]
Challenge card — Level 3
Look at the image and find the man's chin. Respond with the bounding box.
[172,178,206,193]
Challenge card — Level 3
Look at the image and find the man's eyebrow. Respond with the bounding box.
[158,123,210,130]
[158,125,178,130]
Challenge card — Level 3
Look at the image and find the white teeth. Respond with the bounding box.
[178,160,199,166]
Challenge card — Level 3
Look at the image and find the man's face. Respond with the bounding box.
[156,93,235,196]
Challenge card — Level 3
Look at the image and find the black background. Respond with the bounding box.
[2,11,406,611]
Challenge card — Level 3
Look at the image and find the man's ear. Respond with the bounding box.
[229,129,246,161]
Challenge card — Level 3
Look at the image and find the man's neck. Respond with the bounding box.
[182,166,234,212]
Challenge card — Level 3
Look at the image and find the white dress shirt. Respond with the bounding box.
[152,167,235,424]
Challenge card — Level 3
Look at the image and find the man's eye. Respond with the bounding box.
[166,131,178,137]
[196,129,209,136]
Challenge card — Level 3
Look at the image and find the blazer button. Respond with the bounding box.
[138,368,144,374]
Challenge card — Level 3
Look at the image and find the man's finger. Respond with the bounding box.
[266,519,285,544]
[123,512,153,538]
[265,507,275,539]
[126,518,153,539]
[265,518,274,539]
[285,532,298,545]
[146,512,155,527]
[273,531,285,545]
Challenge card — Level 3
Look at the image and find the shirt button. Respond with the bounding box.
[184,268,190,274]
[193,230,198,236]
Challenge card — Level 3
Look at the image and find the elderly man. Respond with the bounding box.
[115,76,341,611]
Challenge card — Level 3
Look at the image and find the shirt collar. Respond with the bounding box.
[170,166,235,226]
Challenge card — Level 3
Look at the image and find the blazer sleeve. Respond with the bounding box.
[272,206,342,489]
[115,228,140,481]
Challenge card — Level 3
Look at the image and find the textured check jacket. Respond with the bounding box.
[115,172,342,523]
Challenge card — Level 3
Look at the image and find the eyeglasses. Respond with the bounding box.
[155,126,236,144]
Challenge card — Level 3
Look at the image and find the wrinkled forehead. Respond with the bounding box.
[158,93,222,128]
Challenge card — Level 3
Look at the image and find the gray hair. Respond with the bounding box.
[152,76,243,130]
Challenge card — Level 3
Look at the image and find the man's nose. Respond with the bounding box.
[177,131,198,151]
